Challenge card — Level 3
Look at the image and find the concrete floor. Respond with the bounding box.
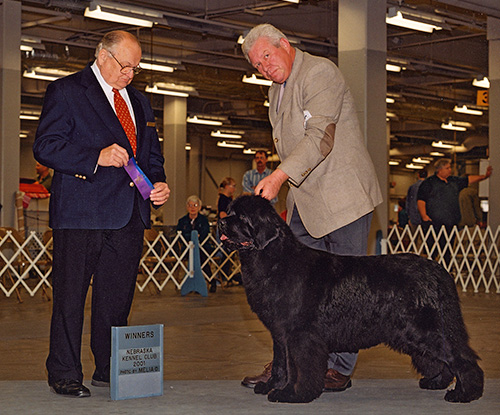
[1,285,499,414]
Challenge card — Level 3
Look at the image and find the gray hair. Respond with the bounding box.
[434,158,451,172]
[241,24,288,63]
[95,30,141,58]
[186,195,202,206]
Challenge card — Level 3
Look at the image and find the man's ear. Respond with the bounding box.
[279,37,291,50]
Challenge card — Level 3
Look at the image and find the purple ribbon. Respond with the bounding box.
[124,158,154,200]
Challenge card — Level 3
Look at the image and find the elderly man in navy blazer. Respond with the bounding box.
[34,30,170,398]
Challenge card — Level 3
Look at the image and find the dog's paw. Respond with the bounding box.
[419,375,453,390]
[254,381,272,395]
[444,387,482,403]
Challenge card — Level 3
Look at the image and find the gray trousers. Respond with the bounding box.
[289,206,373,376]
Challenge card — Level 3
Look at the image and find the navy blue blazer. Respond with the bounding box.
[33,64,166,230]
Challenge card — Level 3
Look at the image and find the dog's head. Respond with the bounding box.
[218,195,286,251]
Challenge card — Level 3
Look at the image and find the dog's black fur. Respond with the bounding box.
[218,195,483,404]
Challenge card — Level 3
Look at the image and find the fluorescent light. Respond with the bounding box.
[243,149,256,154]
[185,144,191,151]
[242,74,273,86]
[19,133,28,138]
[388,160,400,166]
[430,151,445,156]
[432,141,454,149]
[406,163,425,170]
[23,67,74,81]
[211,130,242,139]
[84,1,162,27]
[186,116,223,126]
[217,141,245,149]
[140,62,175,73]
[386,97,395,104]
[412,157,431,164]
[145,85,188,97]
[386,112,397,118]
[263,100,270,107]
[386,9,443,33]
[280,0,300,3]
[20,113,40,120]
[146,83,196,97]
[453,105,483,116]
[472,77,490,88]
[386,64,402,72]
[441,122,467,132]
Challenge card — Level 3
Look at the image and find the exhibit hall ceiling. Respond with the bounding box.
[15,0,500,169]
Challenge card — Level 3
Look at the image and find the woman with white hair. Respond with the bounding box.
[176,195,216,292]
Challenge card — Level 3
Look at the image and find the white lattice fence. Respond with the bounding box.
[0,229,241,299]
[385,225,500,293]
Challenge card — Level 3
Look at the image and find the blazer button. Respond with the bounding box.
[129,182,135,187]
[274,138,279,143]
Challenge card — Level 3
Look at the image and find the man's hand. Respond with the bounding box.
[150,182,171,206]
[254,169,289,201]
[98,144,129,167]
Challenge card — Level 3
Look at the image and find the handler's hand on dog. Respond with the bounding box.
[255,169,289,201]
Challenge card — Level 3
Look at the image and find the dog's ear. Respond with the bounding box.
[249,197,282,249]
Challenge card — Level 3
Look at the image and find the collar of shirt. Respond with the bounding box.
[90,62,136,125]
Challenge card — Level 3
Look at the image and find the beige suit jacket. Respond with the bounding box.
[269,49,383,238]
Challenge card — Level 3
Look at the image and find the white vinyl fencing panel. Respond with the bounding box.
[0,229,241,300]
[384,225,500,294]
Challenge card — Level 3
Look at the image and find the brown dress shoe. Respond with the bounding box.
[323,368,352,392]
[241,362,272,388]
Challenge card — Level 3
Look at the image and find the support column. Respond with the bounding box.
[187,135,202,199]
[338,0,388,253]
[487,17,500,230]
[162,96,187,226]
[0,0,21,227]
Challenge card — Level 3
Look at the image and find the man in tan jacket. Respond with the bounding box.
[240,24,383,392]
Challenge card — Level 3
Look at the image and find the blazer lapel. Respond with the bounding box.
[81,65,134,155]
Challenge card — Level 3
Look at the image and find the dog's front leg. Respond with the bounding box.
[254,338,288,395]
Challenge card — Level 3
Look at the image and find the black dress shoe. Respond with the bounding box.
[49,379,91,397]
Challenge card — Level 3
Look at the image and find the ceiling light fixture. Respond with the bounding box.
[386,64,402,73]
[472,76,490,89]
[441,122,467,131]
[406,163,425,170]
[146,83,196,97]
[145,85,188,97]
[453,105,483,116]
[211,130,242,139]
[23,67,74,81]
[386,97,395,104]
[217,141,246,149]
[84,1,163,27]
[20,113,40,120]
[386,7,444,33]
[140,62,175,73]
[242,74,273,86]
[186,116,223,126]
[432,141,454,149]
[388,160,400,166]
[243,149,257,155]
[430,151,445,156]
[263,100,270,107]
[279,0,300,3]
[412,157,431,164]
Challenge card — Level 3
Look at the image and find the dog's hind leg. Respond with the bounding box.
[267,333,328,403]
[444,353,484,403]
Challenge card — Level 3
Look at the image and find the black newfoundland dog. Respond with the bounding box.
[218,195,483,404]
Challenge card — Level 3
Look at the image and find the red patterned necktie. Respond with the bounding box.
[112,88,137,155]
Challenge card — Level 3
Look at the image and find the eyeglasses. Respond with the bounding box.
[187,203,199,208]
[108,51,142,75]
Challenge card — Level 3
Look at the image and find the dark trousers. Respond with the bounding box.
[46,204,144,383]
[289,206,372,376]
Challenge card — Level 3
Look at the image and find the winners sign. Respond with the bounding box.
[110,324,164,400]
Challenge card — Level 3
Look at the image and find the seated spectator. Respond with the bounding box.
[176,195,216,292]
